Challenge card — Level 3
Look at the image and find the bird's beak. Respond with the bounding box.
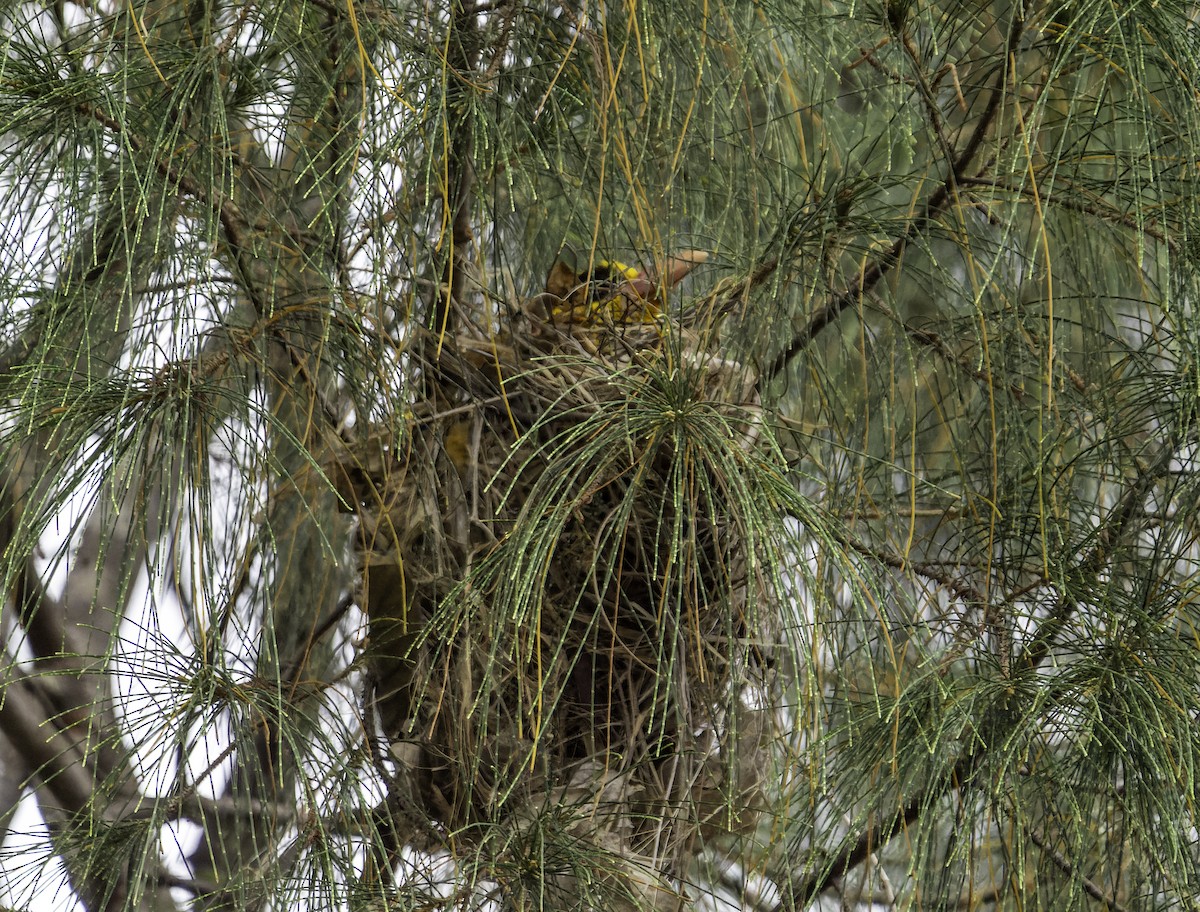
[625,250,709,299]
[662,250,709,288]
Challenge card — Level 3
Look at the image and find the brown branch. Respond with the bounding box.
[1015,437,1178,672]
[1025,826,1131,912]
[777,427,1181,912]
[157,871,220,897]
[777,795,927,912]
[75,102,348,436]
[858,288,1029,402]
[762,6,1027,388]
[839,532,985,610]
[0,668,97,815]
[9,538,78,661]
[432,0,484,346]
[119,792,297,830]
[900,318,1028,403]
[898,27,956,168]
[77,102,251,253]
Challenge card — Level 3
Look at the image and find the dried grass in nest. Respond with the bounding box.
[335,266,773,899]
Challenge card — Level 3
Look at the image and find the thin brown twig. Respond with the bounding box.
[432,0,484,347]
[1025,826,1131,912]
[838,532,985,610]
[859,289,1029,402]
[957,175,1174,248]
[76,102,347,434]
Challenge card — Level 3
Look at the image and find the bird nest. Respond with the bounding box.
[333,253,775,901]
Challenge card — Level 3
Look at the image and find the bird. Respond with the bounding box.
[540,251,708,327]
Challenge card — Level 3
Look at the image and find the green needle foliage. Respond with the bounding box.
[1,1,1200,911]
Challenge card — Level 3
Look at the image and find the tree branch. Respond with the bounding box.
[431,0,485,348]
[776,424,1181,912]
[762,4,1029,388]
[0,667,97,815]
